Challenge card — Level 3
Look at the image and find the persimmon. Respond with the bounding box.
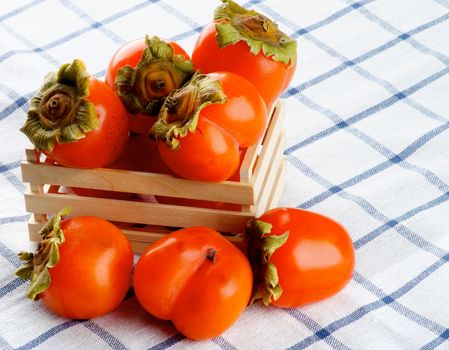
[246,208,355,307]
[16,208,133,319]
[192,0,297,107]
[134,227,252,340]
[21,59,129,168]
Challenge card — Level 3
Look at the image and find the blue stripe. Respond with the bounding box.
[59,0,125,44]
[291,32,448,124]
[1,22,60,67]
[92,69,106,79]
[0,0,44,23]
[0,160,20,173]
[165,0,263,43]
[289,0,376,38]
[0,335,13,350]
[355,191,449,250]
[0,159,27,193]
[265,6,449,95]
[399,123,449,159]
[0,0,160,66]
[349,0,449,66]
[0,81,27,102]
[0,241,21,268]
[16,321,81,350]
[83,321,128,350]
[147,333,185,350]
[420,329,449,350]
[293,116,449,209]
[169,26,204,42]
[0,94,31,121]
[288,94,449,192]
[0,277,25,299]
[0,214,31,226]
[287,301,384,349]
[390,254,448,300]
[286,67,449,154]
[291,93,449,196]
[288,155,448,259]
[0,163,27,194]
[288,256,448,349]
[157,1,200,29]
[0,90,33,121]
[15,316,130,350]
[283,308,352,350]
[354,273,446,334]
[212,336,239,350]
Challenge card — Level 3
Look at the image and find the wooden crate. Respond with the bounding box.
[21,100,286,253]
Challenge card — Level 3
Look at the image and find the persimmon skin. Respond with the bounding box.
[202,72,267,148]
[40,216,134,319]
[192,23,296,108]
[47,78,129,169]
[108,133,167,173]
[259,208,355,308]
[134,227,253,340]
[158,117,240,182]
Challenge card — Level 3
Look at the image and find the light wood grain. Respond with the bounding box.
[24,192,253,233]
[25,149,39,162]
[254,132,285,216]
[28,220,246,253]
[252,100,285,195]
[21,161,254,205]
[264,159,287,214]
[25,150,47,223]
[240,101,279,182]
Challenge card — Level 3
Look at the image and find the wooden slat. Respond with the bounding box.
[264,159,286,213]
[25,149,39,162]
[240,101,278,182]
[252,100,285,195]
[25,150,47,223]
[24,192,253,233]
[28,221,246,253]
[129,241,152,254]
[21,160,254,205]
[254,132,285,216]
[124,230,245,250]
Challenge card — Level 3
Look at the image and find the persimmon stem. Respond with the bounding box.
[39,89,77,128]
[214,0,297,66]
[245,219,289,305]
[15,207,71,301]
[149,72,227,150]
[20,59,98,152]
[206,248,217,262]
[114,35,194,116]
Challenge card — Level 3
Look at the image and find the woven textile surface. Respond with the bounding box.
[0,0,448,349]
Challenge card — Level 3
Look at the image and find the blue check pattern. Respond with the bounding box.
[1,0,448,349]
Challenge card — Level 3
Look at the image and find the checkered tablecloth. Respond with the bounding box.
[1,0,449,349]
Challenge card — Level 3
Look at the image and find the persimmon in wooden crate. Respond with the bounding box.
[21,100,286,253]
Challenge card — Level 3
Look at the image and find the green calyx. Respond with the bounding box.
[214,0,297,67]
[115,35,195,117]
[20,59,98,152]
[15,207,71,301]
[149,72,227,150]
[245,219,289,306]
